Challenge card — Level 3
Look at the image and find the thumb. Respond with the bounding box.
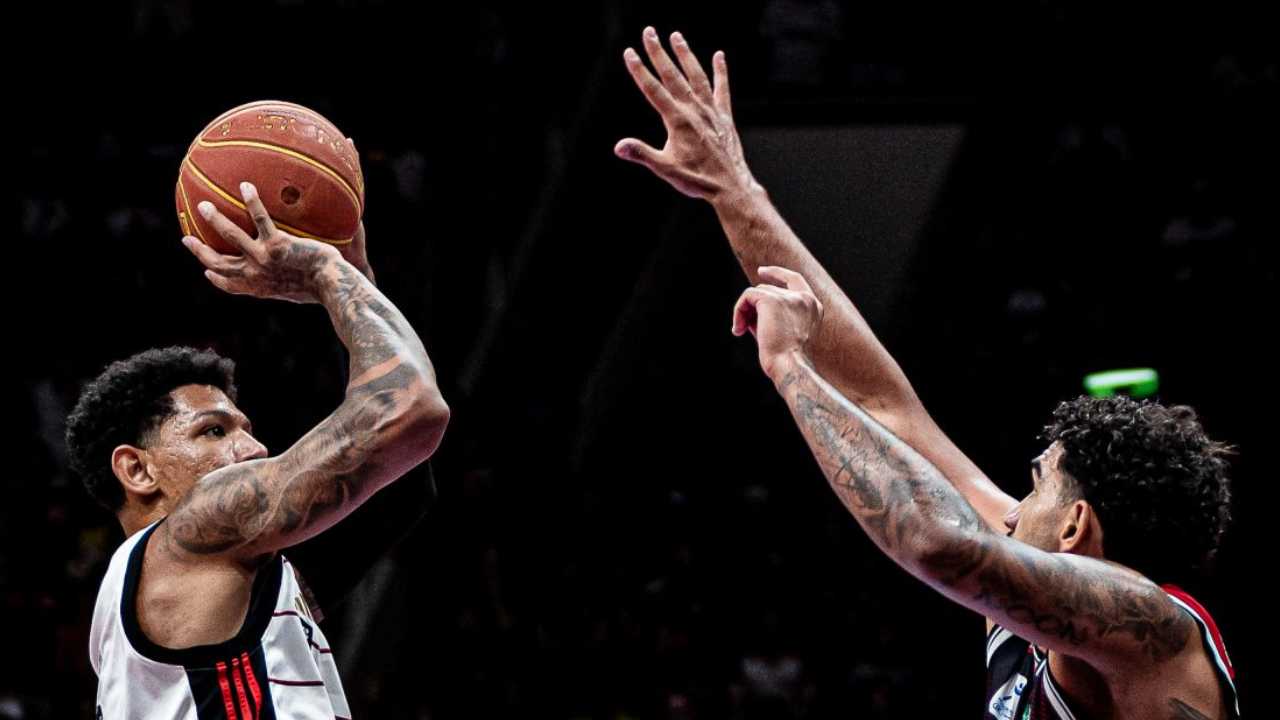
[614,138,664,169]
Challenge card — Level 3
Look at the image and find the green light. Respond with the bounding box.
[1083,368,1160,398]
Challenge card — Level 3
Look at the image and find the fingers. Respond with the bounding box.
[732,287,773,337]
[640,26,694,102]
[239,182,276,244]
[181,236,241,276]
[614,138,664,168]
[197,201,257,258]
[670,32,714,104]
[623,46,678,116]
[203,269,250,296]
[757,266,815,295]
[712,51,734,117]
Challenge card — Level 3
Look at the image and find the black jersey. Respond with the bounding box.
[983,585,1239,720]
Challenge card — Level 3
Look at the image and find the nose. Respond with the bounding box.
[236,431,269,462]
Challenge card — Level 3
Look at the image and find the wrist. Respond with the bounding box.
[766,348,811,389]
[710,174,765,214]
[308,245,348,295]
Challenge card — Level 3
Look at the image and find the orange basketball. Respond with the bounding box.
[176,101,364,254]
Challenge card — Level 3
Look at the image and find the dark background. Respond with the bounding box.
[7,1,1276,717]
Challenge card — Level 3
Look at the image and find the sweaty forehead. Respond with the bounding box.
[1034,442,1067,477]
[162,384,244,429]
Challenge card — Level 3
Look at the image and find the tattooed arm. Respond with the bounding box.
[616,28,1015,529]
[165,183,449,563]
[734,269,1195,673]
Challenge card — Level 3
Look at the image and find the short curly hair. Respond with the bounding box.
[65,347,238,511]
[1043,395,1233,583]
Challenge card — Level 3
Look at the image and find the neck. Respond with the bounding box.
[118,502,167,537]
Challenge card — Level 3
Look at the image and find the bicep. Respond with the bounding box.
[930,534,1194,671]
[165,390,437,561]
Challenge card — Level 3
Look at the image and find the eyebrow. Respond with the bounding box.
[192,409,252,434]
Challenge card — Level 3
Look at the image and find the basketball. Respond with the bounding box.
[176,100,364,254]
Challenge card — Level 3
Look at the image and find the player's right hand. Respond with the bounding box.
[182,182,341,304]
[732,266,824,381]
[615,27,758,204]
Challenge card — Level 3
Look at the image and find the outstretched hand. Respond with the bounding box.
[615,27,756,203]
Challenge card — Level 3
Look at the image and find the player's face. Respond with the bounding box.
[1003,443,1076,551]
[143,384,268,501]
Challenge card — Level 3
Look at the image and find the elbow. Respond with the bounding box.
[910,527,992,588]
[400,387,450,460]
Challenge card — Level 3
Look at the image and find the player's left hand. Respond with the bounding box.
[338,220,375,285]
[732,266,824,380]
[335,137,375,285]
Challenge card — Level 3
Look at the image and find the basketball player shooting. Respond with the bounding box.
[617,27,1239,719]
[66,183,449,718]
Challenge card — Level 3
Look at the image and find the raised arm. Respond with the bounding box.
[616,28,1015,529]
[163,183,449,564]
[285,219,436,618]
[731,269,1194,673]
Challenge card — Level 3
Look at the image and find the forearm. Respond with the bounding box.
[768,350,987,581]
[167,259,448,559]
[312,255,439,398]
[717,186,1015,526]
[713,185,919,414]
[768,352,1192,666]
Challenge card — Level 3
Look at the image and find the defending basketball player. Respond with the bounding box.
[617,27,1239,718]
[67,183,449,718]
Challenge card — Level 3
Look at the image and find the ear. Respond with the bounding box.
[1057,500,1100,554]
[111,444,160,500]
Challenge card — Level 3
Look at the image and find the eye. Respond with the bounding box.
[202,425,227,438]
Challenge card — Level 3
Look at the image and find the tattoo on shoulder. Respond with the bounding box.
[781,364,1193,665]
[970,545,1192,662]
[168,469,270,554]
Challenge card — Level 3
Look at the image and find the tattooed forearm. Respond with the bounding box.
[166,260,447,560]
[773,353,1192,667]
[169,362,438,557]
[314,258,432,383]
[970,546,1190,662]
[777,359,983,564]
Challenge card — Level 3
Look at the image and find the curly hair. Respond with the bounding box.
[1043,395,1233,583]
[65,347,238,511]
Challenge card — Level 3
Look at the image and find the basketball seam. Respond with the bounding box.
[189,103,362,193]
[177,164,210,247]
[195,138,363,208]
[197,100,332,138]
[183,158,353,246]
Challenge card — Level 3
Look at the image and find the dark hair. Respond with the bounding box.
[1043,395,1233,583]
[65,347,238,511]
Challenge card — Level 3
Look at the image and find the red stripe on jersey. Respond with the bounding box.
[215,661,239,720]
[1162,584,1235,680]
[241,652,264,712]
[230,657,254,719]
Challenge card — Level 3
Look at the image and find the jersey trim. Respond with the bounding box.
[119,521,284,667]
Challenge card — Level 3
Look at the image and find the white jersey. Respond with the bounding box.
[90,521,351,719]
